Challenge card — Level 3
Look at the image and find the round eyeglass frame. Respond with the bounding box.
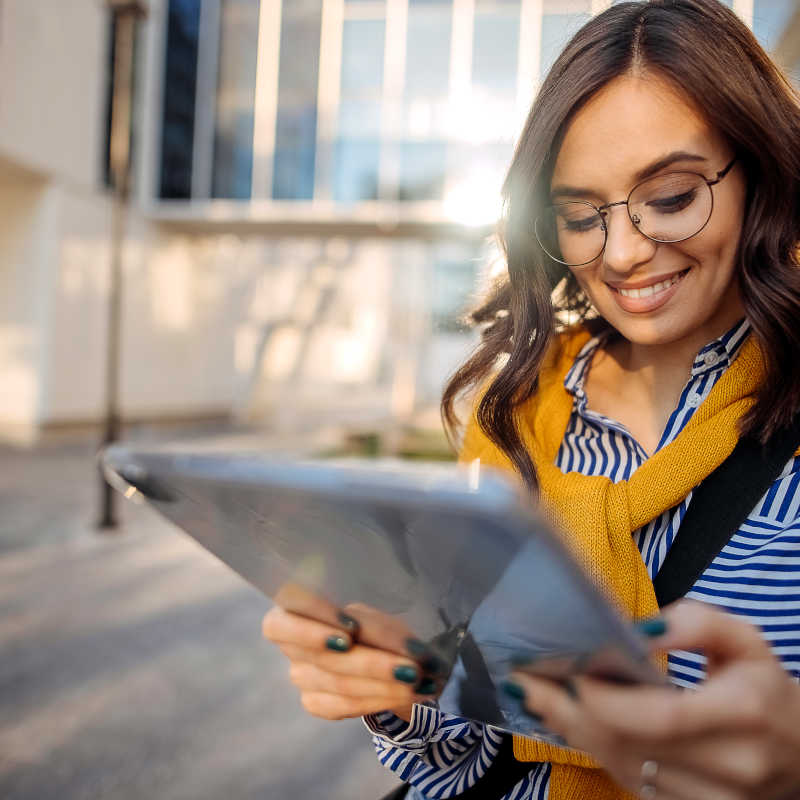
[534,157,738,267]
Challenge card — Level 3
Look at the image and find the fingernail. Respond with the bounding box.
[406,638,429,657]
[338,612,359,636]
[501,680,526,701]
[563,678,579,700]
[416,678,438,695]
[393,665,419,684]
[635,617,668,638]
[325,634,350,652]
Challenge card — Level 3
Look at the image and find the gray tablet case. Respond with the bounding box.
[102,445,664,743]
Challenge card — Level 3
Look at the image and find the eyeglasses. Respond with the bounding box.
[534,158,738,267]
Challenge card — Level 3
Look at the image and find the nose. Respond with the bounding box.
[601,205,657,274]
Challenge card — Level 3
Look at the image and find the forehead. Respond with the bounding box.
[551,73,723,193]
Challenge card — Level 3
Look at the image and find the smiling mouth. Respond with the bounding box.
[612,269,690,299]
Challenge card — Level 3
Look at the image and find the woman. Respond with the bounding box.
[262,1,800,798]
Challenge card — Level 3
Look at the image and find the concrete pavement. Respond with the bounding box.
[0,436,399,800]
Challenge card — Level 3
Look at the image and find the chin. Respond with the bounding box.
[593,307,702,348]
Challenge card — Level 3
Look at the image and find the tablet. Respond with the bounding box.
[102,444,665,742]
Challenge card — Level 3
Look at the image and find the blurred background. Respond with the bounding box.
[1,1,798,798]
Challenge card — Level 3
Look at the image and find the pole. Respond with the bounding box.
[98,0,148,530]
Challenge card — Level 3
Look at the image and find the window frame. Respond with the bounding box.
[140,0,757,227]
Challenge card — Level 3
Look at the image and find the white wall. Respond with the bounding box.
[0,0,108,188]
[0,163,52,433]
[0,0,482,443]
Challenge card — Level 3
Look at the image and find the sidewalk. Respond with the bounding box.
[0,434,399,800]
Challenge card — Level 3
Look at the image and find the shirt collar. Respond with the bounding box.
[563,318,752,398]
[690,317,751,377]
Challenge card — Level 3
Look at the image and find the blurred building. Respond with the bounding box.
[0,0,797,443]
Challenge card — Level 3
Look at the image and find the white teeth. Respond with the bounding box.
[618,272,684,298]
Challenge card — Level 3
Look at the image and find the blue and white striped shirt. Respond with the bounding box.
[366,319,800,799]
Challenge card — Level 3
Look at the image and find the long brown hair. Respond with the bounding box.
[442,0,800,492]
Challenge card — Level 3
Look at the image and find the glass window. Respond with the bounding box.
[333,14,385,203]
[334,140,381,202]
[341,17,384,93]
[159,0,201,199]
[398,1,452,201]
[212,0,260,199]
[398,141,448,201]
[272,0,323,200]
[405,3,452,98]
[472,1,520,94]
[540,1,590,81]
[753,0,796,52]
[433,0,520,224]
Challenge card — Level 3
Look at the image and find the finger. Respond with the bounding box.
[279,642,426,685]
[262,606,353,651]
[643,760,754,800]
[650,601,773,673]
[341,602,419,658]
[508,672,582,743]
[288,661,419,703]
[568,661,780,740]
[300,691,423,721]
[652,731,776,789]
[273,582,344,630]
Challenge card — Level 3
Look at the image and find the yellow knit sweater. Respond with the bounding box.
[458,326,776,800]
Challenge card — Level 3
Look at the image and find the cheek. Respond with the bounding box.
[694,183,746,268]
[679,221,741,284]
[568,265,599,294]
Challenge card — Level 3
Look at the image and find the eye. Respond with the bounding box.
[558,210,602,233]
[645,188,697,213]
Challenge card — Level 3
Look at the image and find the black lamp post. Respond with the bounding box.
[98,0,148,530]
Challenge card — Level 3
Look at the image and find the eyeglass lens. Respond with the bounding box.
[535,171,714,267]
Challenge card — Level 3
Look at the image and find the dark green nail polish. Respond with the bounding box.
[635,617,668,638]
[406,638,444,674]
[393,665,419,684]
[338,612,359,635]
[501,680,526,701]
[416,678,438,695]
[406,638,429,656]
[325,634,350,652]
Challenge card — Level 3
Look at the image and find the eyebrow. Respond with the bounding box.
[550,151,709,200]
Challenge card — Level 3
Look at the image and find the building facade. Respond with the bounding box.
[0,0,797,443]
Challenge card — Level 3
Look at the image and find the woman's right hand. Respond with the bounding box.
[262,602,441,723]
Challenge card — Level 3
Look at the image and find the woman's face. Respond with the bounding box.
[550,73,747,349]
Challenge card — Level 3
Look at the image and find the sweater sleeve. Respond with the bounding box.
[363,706,513,798]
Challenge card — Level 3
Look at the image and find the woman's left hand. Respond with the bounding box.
[509,601,800,800]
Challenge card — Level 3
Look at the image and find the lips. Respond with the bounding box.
[608,268,690,314]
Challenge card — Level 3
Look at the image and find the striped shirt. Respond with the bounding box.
[365,319,800,799]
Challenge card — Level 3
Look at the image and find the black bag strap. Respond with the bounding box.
[653,415,800,607]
